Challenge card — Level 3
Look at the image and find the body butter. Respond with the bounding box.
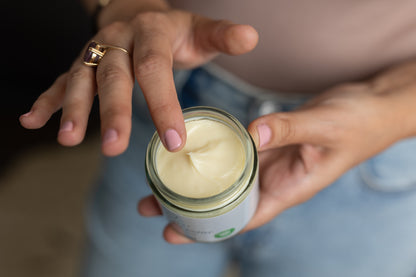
[156,119,245,198]
[145,106,259,242]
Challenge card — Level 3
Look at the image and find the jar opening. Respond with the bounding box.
[145,106,257,212]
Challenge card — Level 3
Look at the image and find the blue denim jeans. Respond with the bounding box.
[82,63,416,277]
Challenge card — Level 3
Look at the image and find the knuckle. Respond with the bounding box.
[132,11,168,26]
[101,104,131,121]
[320,120,345,143]
[275,115,296,144]
[32,73,68,111]
[66,93,85,107]
[135,50,171,78]
[99,21,131,41]
[148,102,176,116]
[55,73,69,84]
[34,93,55,110]
[68,68,91,83]
[97,64,130,85]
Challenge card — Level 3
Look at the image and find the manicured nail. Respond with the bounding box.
[21,110,33,117]
[164,129,182,151]
[257,124,272,148]
[103,129,118,145]
[59,121,74,133]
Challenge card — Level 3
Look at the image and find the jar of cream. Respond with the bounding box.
[145,106,259,242]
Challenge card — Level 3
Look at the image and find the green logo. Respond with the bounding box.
[214,228,235,239]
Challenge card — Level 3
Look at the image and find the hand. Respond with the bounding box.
[19,9,258,156]
[139,80,409,244]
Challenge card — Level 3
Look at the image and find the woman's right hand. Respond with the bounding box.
[19,8,258,156]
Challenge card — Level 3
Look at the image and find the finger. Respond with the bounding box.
[96,43,134,156]
[19,73,67,129]
[138,195,194,244]
[138,197,193,244]
[58,60,96,146]
[172,13,259,68]
[163,223,194,244]
[193,17,259,56]
[242,173,314,232]
[243,147,347,232]
[242,193,287,232]
[248,110,337,151]
[138,195,162,216]
[242,149,303,231]
[134,24,185,152]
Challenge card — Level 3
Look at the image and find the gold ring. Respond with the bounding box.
[83,40,129,67]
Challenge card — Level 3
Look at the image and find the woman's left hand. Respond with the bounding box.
[139,61,416,244]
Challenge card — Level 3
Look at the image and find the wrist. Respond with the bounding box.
[384,84,416,140]
[368,60,416,140]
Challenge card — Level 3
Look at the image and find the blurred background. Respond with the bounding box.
[1,1,101,276]
[1,2,241,277]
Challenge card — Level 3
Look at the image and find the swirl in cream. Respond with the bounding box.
[156,119,246,198]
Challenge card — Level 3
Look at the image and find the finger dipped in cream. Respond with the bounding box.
[156,119,246,198]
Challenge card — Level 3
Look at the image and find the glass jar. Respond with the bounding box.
[145,106,259,242]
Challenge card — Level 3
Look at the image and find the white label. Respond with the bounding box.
[160,176,259,242]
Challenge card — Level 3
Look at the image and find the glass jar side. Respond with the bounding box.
[145,106,256,212]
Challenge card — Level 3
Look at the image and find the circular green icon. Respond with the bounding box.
[214,228,235,239]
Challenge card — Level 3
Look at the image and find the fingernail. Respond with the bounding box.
[21,110,33,117]
[164,129,182,151]
[257,124,271,148]
[59,121,74,133]
[103,128,118,145]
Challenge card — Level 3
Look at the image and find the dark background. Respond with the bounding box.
[0,1,98,175]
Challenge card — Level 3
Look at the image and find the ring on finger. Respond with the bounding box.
[83,40,129,67]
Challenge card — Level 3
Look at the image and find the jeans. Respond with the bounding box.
[82,63,416,277]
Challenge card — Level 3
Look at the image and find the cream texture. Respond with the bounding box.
[156,119,245,198]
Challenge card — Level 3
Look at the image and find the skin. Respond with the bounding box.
[20,0,416,244]
[20,1,258,156]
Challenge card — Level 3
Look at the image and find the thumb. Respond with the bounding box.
[248,111,334,151]
[193,16,259,56]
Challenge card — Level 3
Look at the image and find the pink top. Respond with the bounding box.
[169,0,416,93]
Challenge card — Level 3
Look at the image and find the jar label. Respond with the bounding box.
[160,176,259,242]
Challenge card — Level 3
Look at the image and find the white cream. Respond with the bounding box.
[156,119,246,198]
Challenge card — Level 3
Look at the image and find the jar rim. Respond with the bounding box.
[145,106,257,212]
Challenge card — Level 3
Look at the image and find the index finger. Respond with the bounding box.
[133,23,185,152]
